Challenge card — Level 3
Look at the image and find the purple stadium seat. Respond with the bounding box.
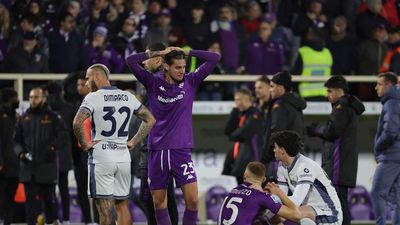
[348,185,374,220]
[129,187,147,222]
[175,188,186,222]
[205,186,228,221]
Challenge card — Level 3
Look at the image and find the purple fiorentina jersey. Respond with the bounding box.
[126,50,220,150]
[218,183,282,225]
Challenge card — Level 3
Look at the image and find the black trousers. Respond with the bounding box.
[24,183,57,225]
[0,177,18,225]
[139,169,178,225]
[58,171,70,221]
[336,185,351,225]
[73,152,99,223]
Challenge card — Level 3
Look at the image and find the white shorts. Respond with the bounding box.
[88,162,131,199]
[312,205,343,225]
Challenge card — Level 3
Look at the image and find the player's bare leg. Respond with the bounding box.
[151,189,171,225]
[115,199,132,225]
[181,182,199,225]
[299,206,316,222]
[95,199,115,225]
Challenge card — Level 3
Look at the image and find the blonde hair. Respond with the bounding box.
[0,4,10,39]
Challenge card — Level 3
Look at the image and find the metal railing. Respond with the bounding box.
[0,73,378,103]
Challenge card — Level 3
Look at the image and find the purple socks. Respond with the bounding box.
[183,209,198,225]
[155,208,172,225]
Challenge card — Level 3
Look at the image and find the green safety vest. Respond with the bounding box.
[298,46,333,98]
[182,45,197,72]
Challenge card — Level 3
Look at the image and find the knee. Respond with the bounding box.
[115,199,129,211]
[152,196,167,209]
[185,195,198,210]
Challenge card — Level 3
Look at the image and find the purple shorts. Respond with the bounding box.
[148,149,197,190]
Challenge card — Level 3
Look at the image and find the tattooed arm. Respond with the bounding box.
[127,105,156,150]
[73,107,95,151]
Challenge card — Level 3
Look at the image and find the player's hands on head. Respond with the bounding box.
[265,182,283,196]
[162,46,187,56]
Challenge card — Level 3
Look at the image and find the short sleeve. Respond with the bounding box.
[80,93,96,114]
[129,93,143,113]
[296,162,317,185]
[259,193,282,214]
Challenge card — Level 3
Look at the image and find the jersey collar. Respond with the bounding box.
[288,154,301,173]
[99,86,118,90]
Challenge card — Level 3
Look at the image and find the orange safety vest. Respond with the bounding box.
[77,118,92,149]
[380,46,400,72]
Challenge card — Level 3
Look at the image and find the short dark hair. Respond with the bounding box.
[0,88,18,104]
[271,130,303,157]
[46,81,63,95]
[324,75,348,93]
[378,72,398,85]
[76,71,86,80]
[235,88,253,99]
[164,50,185,65]
[256,75,271,85]
[246,161,266,178]
[147,42,167,51]
[58,11,74,26]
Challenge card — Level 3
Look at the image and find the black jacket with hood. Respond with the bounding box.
[312,95,365,187]
[261,92,307,164]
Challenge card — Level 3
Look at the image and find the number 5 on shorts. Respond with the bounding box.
[223,197,243,225]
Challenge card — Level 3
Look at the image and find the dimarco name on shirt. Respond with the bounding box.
[104,94,129,101]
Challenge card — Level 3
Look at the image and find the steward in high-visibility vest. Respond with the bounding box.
[380,25,400,74]
[298,46,333,98]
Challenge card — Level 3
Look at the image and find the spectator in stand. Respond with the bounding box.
[293,0,328,44]
[0,4,11,67]
[222,88,263,184]
[211,3,246,74]
[265,12,294,69]
[197,40,224,100]
[146,0,163,28]
[183,3,211,50]
[240,1,262,36]
[2,31,48,73]
[65,0,85,36]
[356,0,389,41]
[293,27,333,101]
[112,17,143,73]
[143,8,172,48]
[359,23,388,75]
[326,16,358,75]
[128,0,148,39]
[27,0,48,33]
[84,0,120,40]
[86,25,124,73]
[48,12,85,73]
[380,26,400,74]
[8,13,49,57]
[244,20,285,75]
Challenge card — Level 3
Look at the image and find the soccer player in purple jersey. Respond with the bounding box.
[218,161,302,225]
[126,47,220,225]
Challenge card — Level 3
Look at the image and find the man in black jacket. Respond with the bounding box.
[0,88,19,225]
[46,81,74,223]
[14,87,67,225]
[261,72,307,178]
[306,76,365,225]
[222,88,263,184]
